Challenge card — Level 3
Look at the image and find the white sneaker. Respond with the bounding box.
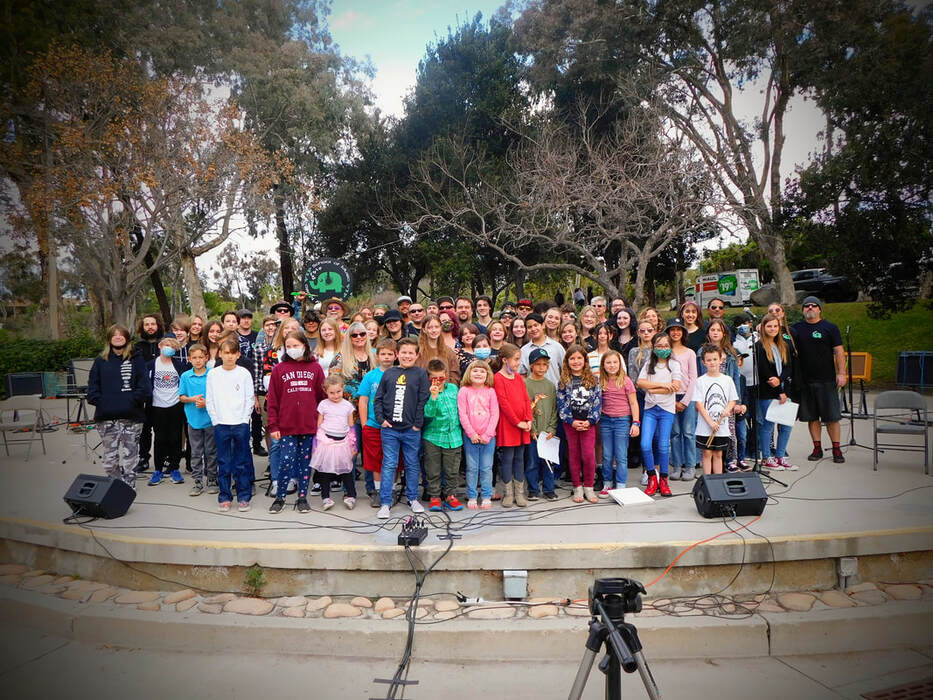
[409,499,425,514]
[640,471,649,486]
[268,481,277,497]
[377,505,391,519]
[287,478,297,494]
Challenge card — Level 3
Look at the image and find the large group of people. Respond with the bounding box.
[85,290,848,516]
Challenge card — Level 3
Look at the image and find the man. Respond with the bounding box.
[436,297,455,316]
[791,296,847,463]
[706,297,726,323]
[519,312,565,387]
[516,298,533,318]
[236,309,257,359]
[405,301,426,337]
[133,313,164,472]
[397,295,413,324]
[610,298,627,316]
[474,295,493,328]
[591,295,607,322]
[221,310,239,332]
[269,300,293,318]
[426,301,439,316]
[455,296,486,334]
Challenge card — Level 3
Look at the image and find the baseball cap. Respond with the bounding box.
[529,348,550,364]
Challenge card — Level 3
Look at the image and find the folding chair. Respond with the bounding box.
[873,390,929,474]
[0,394,47,461]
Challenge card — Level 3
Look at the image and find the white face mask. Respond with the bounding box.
[285,346,304,360]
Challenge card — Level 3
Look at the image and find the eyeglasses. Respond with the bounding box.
[350,332,367,338]
[710,305,724,310]
[803,303,819,309]
[439,304,454,310]
[274,308,290,314]
[327,305,342,311]
[638,329,654,334]
[410,308,424,313]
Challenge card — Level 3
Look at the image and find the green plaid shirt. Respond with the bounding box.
[422,383,463,449]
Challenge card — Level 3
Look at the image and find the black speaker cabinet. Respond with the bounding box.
[692,472,767,519]
[64,474,135,519]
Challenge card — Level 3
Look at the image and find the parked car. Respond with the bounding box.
[791,268,858,303]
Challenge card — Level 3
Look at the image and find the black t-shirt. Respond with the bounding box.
[237,330,258,358]
[791,319,842,383]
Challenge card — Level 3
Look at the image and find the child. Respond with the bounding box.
[458,359,500,510]
[598,350,639,495]
[422,359,464,512]
[557,344,602,503]
[311,374,358,510]
[755,313,798,471]
[494,343,533,508]
[666,318,699,481]
[637,333,682,497]
[373,337,430,519]
[698,319,747,471]
[147,336,188,486]
[87,324,151,488]
[266,331,325,514]
[178,344,217,496]
[694,344,738,475]
[357,338,397,509]
[206,338,255,512]
[524,348,558,501]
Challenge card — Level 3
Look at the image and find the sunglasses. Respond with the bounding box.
[274,308,290,314]
[327,305,342,311]
[410,308,424,313]
[803,303,819,309]
[350,332,367,338]
[638,329,654,334]
[439,304,454,310]
[710,305,724,310]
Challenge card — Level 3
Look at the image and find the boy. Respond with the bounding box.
[694,343,738,476]
[422,359,464,512]
[524,348,559,501]
[147,336,187,486]
[356,338,397,508]
[179,344,217,496]
[373,337,429,519]
[206,338,255,512]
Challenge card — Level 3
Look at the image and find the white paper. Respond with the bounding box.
[536,433,561,465]
[765,398,799,427]
[608,488,655,507]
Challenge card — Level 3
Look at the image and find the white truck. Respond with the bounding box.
[685,269,761,308]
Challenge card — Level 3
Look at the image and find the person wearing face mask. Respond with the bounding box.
[732,313,758,466]
[87,324,152,488]
[145,336,188,486]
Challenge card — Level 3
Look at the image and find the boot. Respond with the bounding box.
[501,481,514,508]
[645,473,659,496]
[658,476,672,497]
[513,480,527,507]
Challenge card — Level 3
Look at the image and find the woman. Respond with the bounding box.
[316,318,342,373]
[507,316,527,347]
[612,308,637,360]
[380,310,405,341]
[666,317,699,481]
[756,313,798,471]
[330,321,375,392]
[439,309,460,352]
[188,315,204,345]
[487,320,507,355]
[543,307,562,342]
[638,306,664,335]
[559,320,579,348]
[578,305,599,351]
[417,313,461,384]
[680,301,705,353]
[358,304,374,321]
[203,320,224,368]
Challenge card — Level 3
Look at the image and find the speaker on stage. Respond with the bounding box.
[63,474,135,519]
[692,473,767,519]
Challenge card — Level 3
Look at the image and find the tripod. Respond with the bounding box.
[568,578,661,700]
[841,325,874,452]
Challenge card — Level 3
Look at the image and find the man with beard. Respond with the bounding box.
[133,314,165,471]
[791,296,847,463]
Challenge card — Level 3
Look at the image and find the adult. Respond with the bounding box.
[474,295,493,328]
[405,300,426,337]
[417,313,461,384]
[236,309,257,358]
[221,310,238,332]
[578,305,599,352]
[436,297,455,316]
[543,306,562,342]
[438,309,460,352]
[519,313,565,387]
[591,295,608,323]
[455,296,487,334]
[791,296,847,463]
[612,308,637,360]
[756,312,798,470]
[321,297,350,331]
[516,298,533,318]
[706,297,726,324]
[381,309,406,341]
[638,306,663,335]
[610,298,627,316]
[133,313,164,472]
[680,301,705,352]
[396,295,413,324]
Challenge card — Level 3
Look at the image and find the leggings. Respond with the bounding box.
[564,424,596,487]
[498,445,525,483]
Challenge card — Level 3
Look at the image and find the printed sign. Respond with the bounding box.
[303,259,352,302]
[717,274,738,296]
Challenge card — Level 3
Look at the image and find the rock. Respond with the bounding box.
[37,584,67,595]
[819,590,856,608]
[564,606,592,617]
[283,606,305,618]
[778,592,815,612]
[382,608,406,620]
[137,602,161,612]
[0,574,22,585]
[21,575,55,589]
[66,580,108,591]
[757,599,786,613]
[466,605,516,620]
[307,596,332,611]
[749,285,780,307]
[224,598,274,616]
[163,589,197,605]
[198,603,223,614]
[413,607,429,619]
[845,582,878,593]
[88,587,119,603]
[374,597,395,613]
[434,600,460,613]
[414,598,434,608]
[61,588,91,602]
[350,596,373,608]
[529,605,560,619]
[114,591,161,605]
[176,598,198,613]
[851,590,888,606]
[884,584,922,601]
[324,603,362,619]
[0,564,29,575]
[433,611,457,621]
[53,576,75,585]
[22,569,48,578]
[276,596,310,608]
[201,593,236,604]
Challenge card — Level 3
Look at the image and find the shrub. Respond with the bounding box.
[0,329,102,397]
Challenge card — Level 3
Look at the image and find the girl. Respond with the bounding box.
[87,324,151,488]
[612,308,637,359]
[457,359,500,509]
[558,344,602,503]
[170,315,191,365]
[543,307,562,341]
[628,320,658,482]
[258,317,302,496]
[203,320,224,368]
[598,350,639,495]
[358,304,374,321]
[146,336,187,486]
[486,320,507,355]
[266,331,325,514]
[316,318,342,372]
[667,318,699,481]
[587,323,614,375]
[637,333,681,497]
[756,313,798,471]
[507,316,527,347]
[559,320,579,349]
[310,374,358,510]
[493,343,533,508]
[578,305,599,351]
[188,315,204,345]
[699,319,747,471]
[364,318,380,343]
[349,312,366,326]
[456,323,479,372]
[459,332,491,375]
[418,313,462,384]
[680,301,705,352]
[638,306,663,335]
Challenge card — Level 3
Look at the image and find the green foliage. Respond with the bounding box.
[243,565,266,598]
[0,328,101,396]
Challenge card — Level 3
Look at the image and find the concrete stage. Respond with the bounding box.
[0,396,930,599]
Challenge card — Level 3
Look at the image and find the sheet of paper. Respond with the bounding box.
[536,433,561,465]
[765,398,799,427]
[608,488,655,506]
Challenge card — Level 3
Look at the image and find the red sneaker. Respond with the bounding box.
[644,474,659,496]
[444,495,464,511]
[658,477,672,497]
[428,497,443,512]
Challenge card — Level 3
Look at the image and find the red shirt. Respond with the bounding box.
[266,356,326,436]
[493,371,532,447]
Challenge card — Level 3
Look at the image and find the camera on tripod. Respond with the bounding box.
[589,577,645,617]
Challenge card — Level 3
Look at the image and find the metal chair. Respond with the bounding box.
[873,390,929,474]
[0,394,47,461]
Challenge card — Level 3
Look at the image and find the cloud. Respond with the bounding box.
[331,9,374,31]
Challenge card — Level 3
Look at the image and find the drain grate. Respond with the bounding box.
[863,678,933,700]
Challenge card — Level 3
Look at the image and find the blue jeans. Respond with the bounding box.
[269,435,281,482]
[758,399,792,459]
[525,439,555,495]
[214,423,252,504]
[670,402,697,469]
[277,434,313,499]
[379,427,422,506]
[463,436,496,500]
[600,415,631,487]
[640,405,674,476]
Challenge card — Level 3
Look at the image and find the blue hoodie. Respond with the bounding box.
[87,350,151,422]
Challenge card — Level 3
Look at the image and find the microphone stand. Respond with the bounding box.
[842,325,874,451]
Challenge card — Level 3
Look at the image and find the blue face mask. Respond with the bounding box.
[653,348,672,359]
[737,324,751,337]
[161,347,176,358]
[474,347,491,360]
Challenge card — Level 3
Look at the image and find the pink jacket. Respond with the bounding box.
[673,346,698,405]
[457,385,499,442]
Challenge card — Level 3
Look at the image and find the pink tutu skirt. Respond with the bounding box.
[310,432,356,475]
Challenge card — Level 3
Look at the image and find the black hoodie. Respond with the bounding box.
[87,349,152,422]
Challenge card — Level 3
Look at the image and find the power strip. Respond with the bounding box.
[398,516,428,546]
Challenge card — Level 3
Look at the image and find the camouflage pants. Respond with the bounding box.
[98,419,143,488]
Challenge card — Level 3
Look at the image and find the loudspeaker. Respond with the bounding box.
[63,474,135,519]
[692,473,767,519]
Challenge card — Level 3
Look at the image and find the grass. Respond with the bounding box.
[725,301,933,388]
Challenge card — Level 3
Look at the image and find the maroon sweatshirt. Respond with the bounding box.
[266,356,326,436]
